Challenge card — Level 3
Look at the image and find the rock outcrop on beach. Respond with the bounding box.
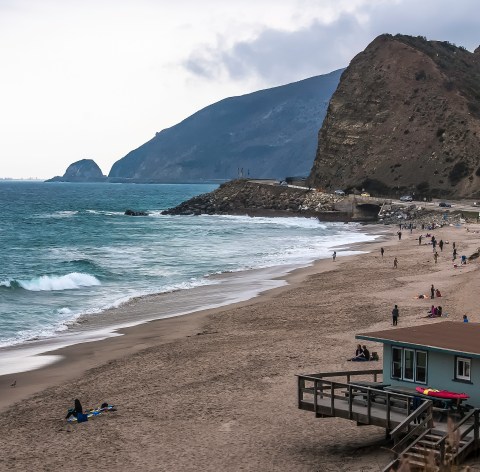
[308,34,480,198]
[161,179,349,219]
[108,70,343,182]
[46,159,107,183]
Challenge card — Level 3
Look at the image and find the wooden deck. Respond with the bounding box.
[297,369,480,470]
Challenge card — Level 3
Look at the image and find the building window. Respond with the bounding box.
[392,347,402,378]
[456,357,471,381]
[416,351,427,383]
[403,349,415,381]
[390,346,427,383]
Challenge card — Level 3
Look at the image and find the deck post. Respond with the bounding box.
[348,384,353,419]
[297,377,301,408]
[330,382,335,415]
[367,389,371,423]
[386,392,391,430]
[313,379,318,417]
[374,372,378,382]
[475,410,479,447]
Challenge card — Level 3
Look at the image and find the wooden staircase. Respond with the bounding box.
[383,406,480,471]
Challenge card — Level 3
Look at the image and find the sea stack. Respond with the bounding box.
[46,159,107,182]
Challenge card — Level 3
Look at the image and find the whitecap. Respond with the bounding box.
[17,272,101,291]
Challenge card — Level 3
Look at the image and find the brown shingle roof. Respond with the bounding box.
[356,321,480,358]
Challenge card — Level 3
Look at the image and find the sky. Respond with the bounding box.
[0,0,478,179]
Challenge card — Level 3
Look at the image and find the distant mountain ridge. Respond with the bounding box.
[308,34,480,198]
[108,70,343,182]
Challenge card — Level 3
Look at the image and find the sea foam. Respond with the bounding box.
[16,272,101,291]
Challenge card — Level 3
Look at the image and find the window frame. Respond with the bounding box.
[391,347,403,379]
[390,346,427,384]
[455,356,472,382]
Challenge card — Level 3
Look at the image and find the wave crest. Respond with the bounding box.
[1,273,101,291]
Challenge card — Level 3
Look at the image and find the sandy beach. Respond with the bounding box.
[2,222,480,471]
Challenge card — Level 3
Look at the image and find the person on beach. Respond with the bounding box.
[380,247,384,258]
[419,235,422,245]
[464,314,469,323]
[349,344,367,361]
[434,251,438,264]
[65,399,83,419]
[453,248,457,261]
[392,305,399,326]
[439,240,444,251]
[397,231,402,240]
[333,251,336,261]
[430,284,435,299]
[362,345,370,361]
[393,257,398,268]
[435,289,442,297]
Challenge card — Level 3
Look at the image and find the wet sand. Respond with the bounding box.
[1,223,480,471]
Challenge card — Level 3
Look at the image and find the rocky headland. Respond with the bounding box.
[161,180,348,219]
[46,159,107,183]
[308,34,480,198]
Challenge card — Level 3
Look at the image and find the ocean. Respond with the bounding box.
[0,181,378,374]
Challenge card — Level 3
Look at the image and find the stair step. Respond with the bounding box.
[403,458,439,471]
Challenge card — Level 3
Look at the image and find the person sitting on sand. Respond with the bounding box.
[349,344,367,361]
[435,288,442,297]
[428,305,435,317]
[464,314,469,323]
[437,306,443,317]
[65,399,83,419]
[362,345,370,361]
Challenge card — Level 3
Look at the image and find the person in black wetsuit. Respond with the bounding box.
[65,399,83,419]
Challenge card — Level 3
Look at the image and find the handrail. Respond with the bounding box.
[297,369,383,380]
[434,408,479,447]
[390,400,432,438]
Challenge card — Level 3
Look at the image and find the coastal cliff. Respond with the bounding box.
[46,159,107,183]
[308,34,480,198]
[108,70,343,182]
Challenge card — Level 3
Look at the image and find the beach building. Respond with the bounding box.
[357,321,480,407]
[297,321,480,470]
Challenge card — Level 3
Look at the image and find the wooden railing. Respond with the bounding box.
[435,408,480,466]
[390,400,433,454]
[297,370,417,427]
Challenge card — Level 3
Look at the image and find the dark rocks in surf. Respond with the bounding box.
[125,209,149,216]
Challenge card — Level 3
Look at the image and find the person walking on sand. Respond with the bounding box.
[430,284,435,299]
[397,231,402,240]
[332,251,336,261]
[380,247,384,258]
[439,239,444,252]
[393,257,398,268]
[453,248,457,261]
[434,251,438,264]
[392,305,399,326]
[419,235,422,245]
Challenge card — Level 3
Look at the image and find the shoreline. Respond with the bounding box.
[0,226,382,413]
[0,222,380,378]
[3,222,480,471]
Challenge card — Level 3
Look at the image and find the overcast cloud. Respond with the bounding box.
[0,0,478,178]
[184,0,480,85]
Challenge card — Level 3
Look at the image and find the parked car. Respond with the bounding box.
[439,202,452,207]
[400,195,413,202]
[334,189,345,196]
[360,192,371,197]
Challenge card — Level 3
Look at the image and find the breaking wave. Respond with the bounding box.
[0,272,101,291]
